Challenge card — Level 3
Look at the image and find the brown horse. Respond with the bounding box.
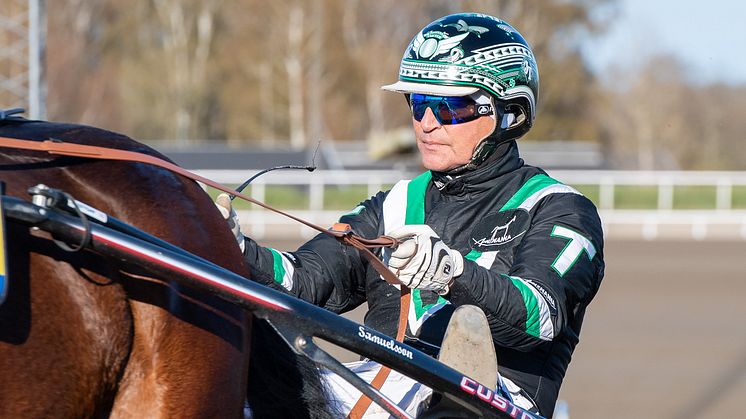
[0,116,332,418]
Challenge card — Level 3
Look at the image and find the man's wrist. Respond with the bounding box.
[450,249,464,278]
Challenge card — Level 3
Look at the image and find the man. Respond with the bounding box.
[219,13,604,418]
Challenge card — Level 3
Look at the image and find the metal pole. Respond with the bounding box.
[28,0,46,120]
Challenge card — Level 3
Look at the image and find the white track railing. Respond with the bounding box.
[194,170,746,241]
[549,170,746,211]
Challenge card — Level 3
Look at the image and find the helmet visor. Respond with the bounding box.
[410,94,493,125]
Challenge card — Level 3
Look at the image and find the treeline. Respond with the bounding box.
[41,0,746,169]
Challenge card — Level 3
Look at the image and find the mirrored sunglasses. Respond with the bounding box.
[410,93,494,125]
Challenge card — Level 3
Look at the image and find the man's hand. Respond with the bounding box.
[387,225,463,295]
[215,193,246,253]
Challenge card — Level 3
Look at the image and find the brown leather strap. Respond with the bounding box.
[336,222,410,418]
[0,138,404,274]
[0,138,377,241]
[347,287,409,419]
[341,229,407,417]
[1,138,413,414]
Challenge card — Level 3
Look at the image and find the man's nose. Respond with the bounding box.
[420,107,442,132]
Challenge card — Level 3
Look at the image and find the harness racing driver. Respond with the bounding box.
[216,13,605,418]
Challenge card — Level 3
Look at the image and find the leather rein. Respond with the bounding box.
[0,137,405,417]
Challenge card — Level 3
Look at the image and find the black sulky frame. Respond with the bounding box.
[1,190,543,419]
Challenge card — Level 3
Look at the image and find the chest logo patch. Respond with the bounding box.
[470,209,530,252]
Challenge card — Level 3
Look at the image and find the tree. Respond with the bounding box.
[44,0,628,154]
[598,53,746,170]
[46,0,124,130]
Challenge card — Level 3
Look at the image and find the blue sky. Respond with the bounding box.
[584,0,746,85]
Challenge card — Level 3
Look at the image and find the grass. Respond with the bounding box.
[205,185,309,210]
[732,186,746,209]
[574,185,726,210]
[673,186,717,210]
[324,185,371,210]
[205,183,746,211]
[206,185,372,212]
[613,186,659,210]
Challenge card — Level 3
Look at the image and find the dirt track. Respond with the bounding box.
[559,240,746,419]
[263,239,746,418]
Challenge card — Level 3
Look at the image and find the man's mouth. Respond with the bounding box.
[420,142,446,152]
[420,137,446,147]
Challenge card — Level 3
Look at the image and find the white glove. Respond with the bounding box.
[215,193,246,253]
[387,225,464,295]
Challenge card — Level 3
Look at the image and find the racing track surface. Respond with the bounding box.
[262,238,746,418]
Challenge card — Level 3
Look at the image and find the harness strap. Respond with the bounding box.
[0,138,397,243]
[331,222,410,418]
[0,138,392,243]
[2,136,415,416]
[0,139,409,310]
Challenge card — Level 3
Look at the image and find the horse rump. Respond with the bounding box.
[0,115,333,417]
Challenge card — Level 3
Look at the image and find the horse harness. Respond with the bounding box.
[0,137,407,418]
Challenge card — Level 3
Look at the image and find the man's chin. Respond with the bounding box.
[419,148,470,172]
[421,158,457,172]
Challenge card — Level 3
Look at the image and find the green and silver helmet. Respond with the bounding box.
[383,13,539,143]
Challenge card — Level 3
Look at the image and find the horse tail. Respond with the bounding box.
[247,319,338,419]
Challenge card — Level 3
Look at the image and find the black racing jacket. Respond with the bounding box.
[243,141,605,416]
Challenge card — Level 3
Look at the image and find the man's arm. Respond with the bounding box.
[448,193,605,351]
[240,191,387,314]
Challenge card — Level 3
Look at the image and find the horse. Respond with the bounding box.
[0,115,333,418]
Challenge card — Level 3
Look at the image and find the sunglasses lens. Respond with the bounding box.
[410,94,489,125]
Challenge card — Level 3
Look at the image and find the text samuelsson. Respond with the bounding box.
[358,326,413,360]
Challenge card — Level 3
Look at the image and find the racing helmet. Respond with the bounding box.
[383,13,539,164]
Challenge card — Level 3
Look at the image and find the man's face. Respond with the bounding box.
[413,107,496,172]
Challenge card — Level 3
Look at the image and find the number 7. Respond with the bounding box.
[550,225,596,277]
